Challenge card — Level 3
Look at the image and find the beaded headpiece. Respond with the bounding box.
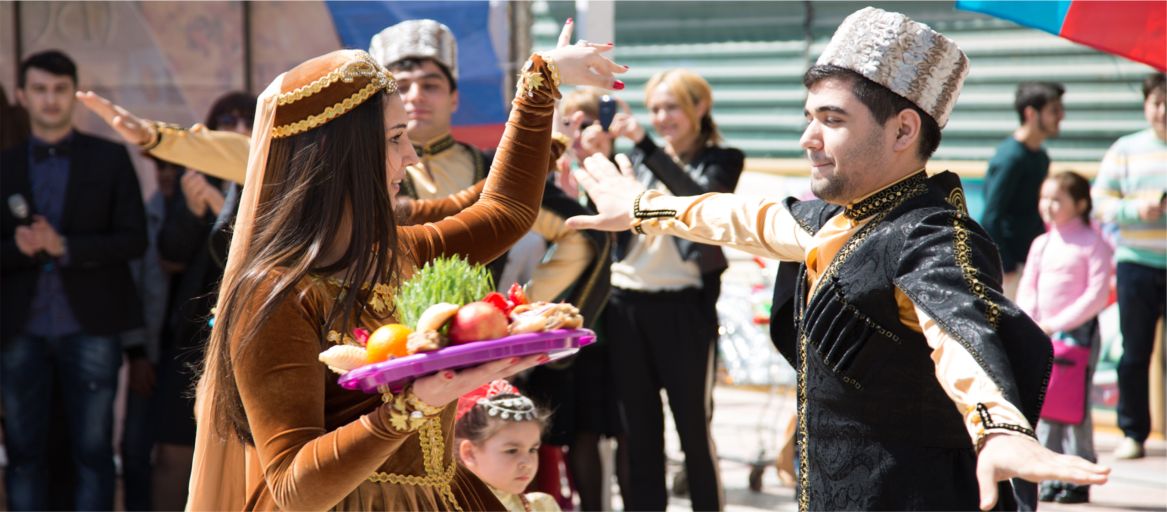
[369,19,458,80]
[816,7,969,128]
[271,49,397,138]
[456,380,537,422]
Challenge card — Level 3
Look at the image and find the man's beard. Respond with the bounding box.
[811,171,850,203]
[1039,117,1060,138]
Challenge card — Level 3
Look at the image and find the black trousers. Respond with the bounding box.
[604,285,723,511]
[1115,261,1167,442]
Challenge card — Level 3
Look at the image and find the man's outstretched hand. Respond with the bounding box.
[76,90,153,146]
[976,433,1110,510]
[564,153,643,232]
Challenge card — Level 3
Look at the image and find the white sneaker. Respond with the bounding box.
[1114,437,1145,459]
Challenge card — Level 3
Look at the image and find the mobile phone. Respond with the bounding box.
[599,95,617,132]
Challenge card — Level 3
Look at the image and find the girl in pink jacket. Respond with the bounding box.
[1017,171,1115,504]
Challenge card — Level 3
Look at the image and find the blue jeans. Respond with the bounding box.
[1115,261,1167,443]
[1,333,121,511]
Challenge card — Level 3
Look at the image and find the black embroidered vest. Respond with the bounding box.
[770,171,1052,511]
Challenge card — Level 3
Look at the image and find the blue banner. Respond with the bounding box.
[955,0,1072,35]
[325,1,507,128]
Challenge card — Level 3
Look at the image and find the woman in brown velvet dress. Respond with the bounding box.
[188,24,625,511]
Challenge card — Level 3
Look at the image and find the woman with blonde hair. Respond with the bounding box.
[601,68,743,510]
[184,23,624,510]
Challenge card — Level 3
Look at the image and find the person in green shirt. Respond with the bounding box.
[982,82,1065,298]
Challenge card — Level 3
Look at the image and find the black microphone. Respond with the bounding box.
[8,194,51,264]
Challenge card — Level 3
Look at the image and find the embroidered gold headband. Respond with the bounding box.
[271,50,398,138]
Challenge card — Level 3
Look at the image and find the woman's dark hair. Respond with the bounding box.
[205,91,257,130]
[207,91,401,441]
[1048,171,1093,225]
[454,394,550,448]
[802,65,941,160]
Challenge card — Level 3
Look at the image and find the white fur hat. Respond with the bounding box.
[816,7,969,127]
[368,19,458,81]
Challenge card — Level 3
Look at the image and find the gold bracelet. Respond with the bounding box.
[517,53,561,99]
[140,122,163,151]
[406,391,444,417]
[536,52,561,89]
[379,384,444,432]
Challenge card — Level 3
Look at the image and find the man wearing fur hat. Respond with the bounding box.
[566,7,1109,510]
[369,19,485,201]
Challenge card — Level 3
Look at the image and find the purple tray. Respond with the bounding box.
[338,328,596,393]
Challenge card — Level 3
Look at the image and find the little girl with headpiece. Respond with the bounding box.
[456,381,560,512]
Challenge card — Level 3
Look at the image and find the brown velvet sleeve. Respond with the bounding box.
[402,179,486,225]
[401,138,568,226]
[399,55,562,265]
[231,277,418,510]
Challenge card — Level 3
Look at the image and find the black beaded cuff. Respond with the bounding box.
[631,190,678,236]
[974,402,1037,452]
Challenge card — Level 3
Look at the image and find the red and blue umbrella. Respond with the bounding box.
[956,0,1166,70]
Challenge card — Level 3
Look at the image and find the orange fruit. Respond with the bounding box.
[366,324,413,363]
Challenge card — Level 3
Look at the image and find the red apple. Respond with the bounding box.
[447,301,509,344]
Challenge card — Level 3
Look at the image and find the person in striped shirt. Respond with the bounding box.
[1091,71,1167,460]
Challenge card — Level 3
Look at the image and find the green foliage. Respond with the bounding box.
[394,255,494,330]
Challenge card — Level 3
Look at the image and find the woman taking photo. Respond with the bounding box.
[602,68,743,511]
[188,24,624,510]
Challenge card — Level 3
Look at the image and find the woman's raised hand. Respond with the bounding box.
[541,20,627,90]
[75,91,153,146]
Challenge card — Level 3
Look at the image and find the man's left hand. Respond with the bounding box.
[564,153,642,232]
[976,433,1110,510]
[31,216,66,257]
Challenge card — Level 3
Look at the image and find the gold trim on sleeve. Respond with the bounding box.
[952,211,1001,330]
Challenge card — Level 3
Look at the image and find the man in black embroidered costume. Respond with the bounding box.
[564,7,1110,511]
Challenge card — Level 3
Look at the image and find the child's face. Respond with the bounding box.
[1038,179,1084,227]
[460,421,542,495]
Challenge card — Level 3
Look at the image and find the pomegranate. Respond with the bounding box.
[447,301,509,344]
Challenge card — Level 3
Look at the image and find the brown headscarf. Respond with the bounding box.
[186,50,397,511]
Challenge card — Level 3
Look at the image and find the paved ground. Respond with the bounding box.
[654,386,1167,512]
[2,385,1161,511]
